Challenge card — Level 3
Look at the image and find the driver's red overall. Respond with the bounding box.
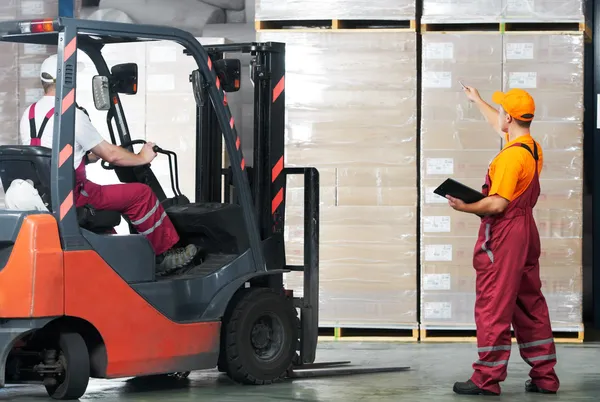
[73,161,180,256]
[470,141,559,394]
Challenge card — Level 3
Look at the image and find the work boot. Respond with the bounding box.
[156,244,198,274]
[453,380,499,396]
[525,380,556,394]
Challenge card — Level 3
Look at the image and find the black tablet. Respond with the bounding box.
[433,178,485,204]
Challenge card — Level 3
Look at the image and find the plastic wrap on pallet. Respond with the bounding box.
[504,32,584,330]
[257,30,418,328]
[255,0,415,21]
[419,32,501,327]
[420,32,583,331]
[422,0,584,23]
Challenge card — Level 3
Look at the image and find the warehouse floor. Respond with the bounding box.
[1,342,599,401]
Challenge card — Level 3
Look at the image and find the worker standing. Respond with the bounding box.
[447,87,560,396]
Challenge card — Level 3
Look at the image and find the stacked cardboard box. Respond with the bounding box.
[422,0,584,23]
[257,30,418,328]
[502,33,584,330]
[256,0,415,21]
[420,33,503,327]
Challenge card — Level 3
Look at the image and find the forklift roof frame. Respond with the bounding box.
[0,17,267,271]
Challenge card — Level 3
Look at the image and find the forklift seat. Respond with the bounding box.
[0,145,121,233]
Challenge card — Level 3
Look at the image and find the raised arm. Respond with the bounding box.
[463,86,504,137]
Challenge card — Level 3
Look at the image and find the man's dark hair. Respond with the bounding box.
[514,118,532,129]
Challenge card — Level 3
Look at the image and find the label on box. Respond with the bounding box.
[20,63,40,79]
[425,245,452,262]
[423,216,451,233]
[426,158,454,175]
[425,187,448,204]
[423,274,451,290]
[20,0,46,16]
[509,72,537,89]
[424,302,452,319]
[506,43,534,60]
[147,74,176,92]
[23,43,48,55]
[149,46,178,63]
[424,43,454,60]
[423,72,452,88]
[25,88,44,103]
[506,0,530,12]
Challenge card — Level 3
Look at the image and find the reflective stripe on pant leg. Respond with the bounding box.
[519,337,557,366]
[519,338,554,349]
[481,223,494,263]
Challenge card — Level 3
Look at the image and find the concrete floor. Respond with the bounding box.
[1,342,599,401]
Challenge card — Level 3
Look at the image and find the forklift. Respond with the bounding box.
[0,17,408,400]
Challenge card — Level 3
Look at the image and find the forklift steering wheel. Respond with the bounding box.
[101,139,162,170]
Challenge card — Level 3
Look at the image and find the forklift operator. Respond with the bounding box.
[446,87,560,396]
[17,54,198,274]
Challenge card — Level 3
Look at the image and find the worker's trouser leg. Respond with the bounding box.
[470,219,528,395]
[75,181,179,256]
[512,260,560,392]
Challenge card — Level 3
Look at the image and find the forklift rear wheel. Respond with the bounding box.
[44,332,90,400]
[222,288,298,385]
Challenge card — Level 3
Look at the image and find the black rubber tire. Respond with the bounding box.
[45,332,90,400]
[221,288,298,385]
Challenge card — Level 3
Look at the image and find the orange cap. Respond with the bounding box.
[492,88,535,122]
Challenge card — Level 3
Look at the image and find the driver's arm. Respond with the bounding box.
[90,140,150,167]
[75,107,153,167]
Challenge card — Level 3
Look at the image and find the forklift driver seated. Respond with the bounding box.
[17,54,198,274]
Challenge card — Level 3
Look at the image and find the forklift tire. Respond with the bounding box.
[221,288,298,385]
[45,332,90,400]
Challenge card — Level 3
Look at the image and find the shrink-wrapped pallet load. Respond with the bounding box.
[502,32,584,330]
[419,32,503,327]
[422,0,584,23]
[256,0,415,21]
[419,31,584,332]
[257,30,418,328]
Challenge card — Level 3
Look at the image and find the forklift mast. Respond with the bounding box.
[197,43,287,240]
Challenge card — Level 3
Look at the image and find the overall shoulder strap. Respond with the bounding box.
[28,102,55,146]
[28,103,37,142]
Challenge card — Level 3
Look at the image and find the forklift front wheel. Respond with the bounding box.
[221,288,298,385]
[44,332,90,400]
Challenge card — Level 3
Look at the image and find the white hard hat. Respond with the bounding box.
[40,54,58,83]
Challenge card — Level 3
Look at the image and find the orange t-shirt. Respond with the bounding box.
[488,134,544,202]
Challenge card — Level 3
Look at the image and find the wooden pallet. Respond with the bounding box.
[420,328,584,344]
[317,327,419,342]
[256,19,417,32]
[421,21,588,35]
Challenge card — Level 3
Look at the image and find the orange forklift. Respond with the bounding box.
[0,17,408,400]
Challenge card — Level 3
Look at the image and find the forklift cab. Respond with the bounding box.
[0,18,319,400]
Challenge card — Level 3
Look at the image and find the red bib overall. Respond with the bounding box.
[470,141,559,394]
[74,160,180,256]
